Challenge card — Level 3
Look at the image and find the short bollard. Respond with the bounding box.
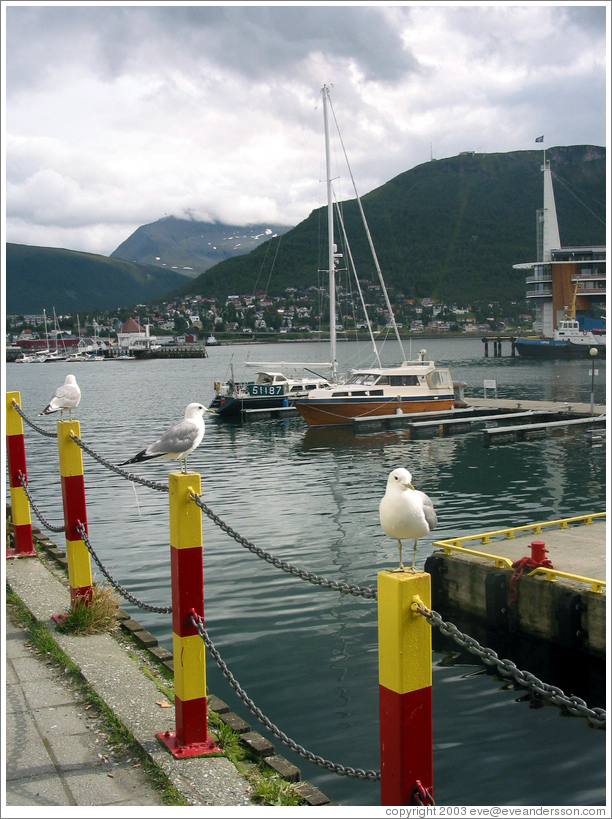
[6,392,35,557]
[157,471,220,758]
[378,570,433,806]
[56,421,93,607]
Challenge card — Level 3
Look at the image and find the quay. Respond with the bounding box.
[5,524,334,807]
[425,515,606,659]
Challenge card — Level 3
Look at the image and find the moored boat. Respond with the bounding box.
[295,350,455,427]
[515,317,606,359]
[210,368,333,419]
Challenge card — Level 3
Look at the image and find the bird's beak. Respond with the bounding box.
[205,408,216,414]
[408,483,415,490]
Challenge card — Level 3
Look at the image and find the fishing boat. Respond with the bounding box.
[295,86,457,427]
[210,366,333,418]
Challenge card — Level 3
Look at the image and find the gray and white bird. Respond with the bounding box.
[120,402,215,473]
[379,467,438,572]
[39,374,81,420]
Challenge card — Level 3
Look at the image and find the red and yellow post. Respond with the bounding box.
[157,471,219,758]
[6,392,35,557]
[378,570,433,806]
[57,421,93,605]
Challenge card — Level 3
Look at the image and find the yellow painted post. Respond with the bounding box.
[6,392,35,557]
[157,471,219,758]
[378,570,433,806]
[56,421,92,605]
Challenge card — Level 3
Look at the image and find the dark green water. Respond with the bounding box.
[6,339,607,807]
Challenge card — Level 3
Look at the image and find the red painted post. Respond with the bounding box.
[6,392,36,557]
[378,570,433,806]
[157,471,220,758]
[56,421,93,606]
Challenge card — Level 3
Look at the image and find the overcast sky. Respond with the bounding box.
[3,2,608,257]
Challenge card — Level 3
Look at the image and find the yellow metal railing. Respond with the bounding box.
[432,512,607,593]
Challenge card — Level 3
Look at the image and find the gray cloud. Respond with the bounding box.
[5,4,607,256]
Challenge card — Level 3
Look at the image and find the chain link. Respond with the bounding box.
[16,471,65,533]
[190,612,380,781]
[417,603,606,727]
[11,400,58,438]
[70,434,169,493]
[75,522,172,613]
[191,493,377,600]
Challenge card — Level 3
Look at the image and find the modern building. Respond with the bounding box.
[513,158,606,337]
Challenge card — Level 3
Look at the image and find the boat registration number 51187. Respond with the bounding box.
[248,384,284,396]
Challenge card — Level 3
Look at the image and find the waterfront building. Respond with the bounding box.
[513,157,606,336]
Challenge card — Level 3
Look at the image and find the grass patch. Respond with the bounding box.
[249,768,304,806]
[55,583,120,635]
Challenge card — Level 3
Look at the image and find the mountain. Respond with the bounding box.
[170,145,606,306]
[5,244,189,315]
[110,216,292,277]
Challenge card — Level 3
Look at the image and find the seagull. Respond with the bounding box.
[379,468,438,572]
[39,374,81,420]
[120,402,215,473]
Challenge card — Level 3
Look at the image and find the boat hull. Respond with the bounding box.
[211,393,296,418]
[515,338,606,360]
[295,395,455,427]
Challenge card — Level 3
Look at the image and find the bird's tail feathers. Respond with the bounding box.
[119,449,160,467]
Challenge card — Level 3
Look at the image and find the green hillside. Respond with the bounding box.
[171,145,606,306]
[5,244,189,315]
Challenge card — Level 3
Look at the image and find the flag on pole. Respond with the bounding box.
[535,135,544,143]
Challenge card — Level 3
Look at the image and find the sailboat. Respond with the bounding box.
[16,308,52,363]
[294,87,456,427]
[44,307,68,362]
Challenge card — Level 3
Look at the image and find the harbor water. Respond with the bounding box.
[5,338,608,807]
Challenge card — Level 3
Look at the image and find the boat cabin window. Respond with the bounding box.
[427,369,452,388]
[376,376,389,385]
[346,373,377,386]
[389,375,419,386]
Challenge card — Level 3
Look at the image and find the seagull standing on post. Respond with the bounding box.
[120,402,215,473]
[39,374,81,420]
[379,468,438,572]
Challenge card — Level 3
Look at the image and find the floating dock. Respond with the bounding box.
[425,515,606,659]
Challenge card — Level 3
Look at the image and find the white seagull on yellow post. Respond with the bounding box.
[39,374,81,420]
[120,402,215,473]
[379,468,438,572]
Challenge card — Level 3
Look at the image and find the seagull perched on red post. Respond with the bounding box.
[379,468,438,572]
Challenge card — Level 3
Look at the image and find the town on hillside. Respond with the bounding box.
[6,284,535,359]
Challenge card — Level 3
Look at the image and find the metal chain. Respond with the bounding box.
[190,612,380,781]
[16,471,65,533]
[75,522,172,614]
[11,400,58,438]
[191,493,377,600]
[70,434,169,493]
[417,602,606,727]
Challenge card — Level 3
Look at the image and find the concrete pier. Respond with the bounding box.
[425,516,607,659]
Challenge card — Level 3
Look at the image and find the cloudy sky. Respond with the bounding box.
[3,2,608,257]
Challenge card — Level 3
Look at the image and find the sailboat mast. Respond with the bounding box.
[322,85,338,383]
